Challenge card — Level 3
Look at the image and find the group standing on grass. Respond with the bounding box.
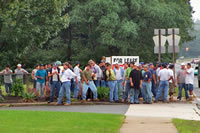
[0,58,195,105]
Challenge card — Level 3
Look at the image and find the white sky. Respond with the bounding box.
[191,0,200,21]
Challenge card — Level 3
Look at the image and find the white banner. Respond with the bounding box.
[111,56,139,65]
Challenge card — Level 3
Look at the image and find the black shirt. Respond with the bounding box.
[100,66,107,81]
[129,69,142,89]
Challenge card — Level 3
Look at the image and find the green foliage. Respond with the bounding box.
[0,95,5,102]
[12,79,24,96]
[22,92,35,102]
[97,87,110,100]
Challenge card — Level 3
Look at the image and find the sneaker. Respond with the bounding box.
[64,103,71,106]
[154,100,158,103]
[56,103,63,106]
[81,100,86,103]
[134,102,140,104]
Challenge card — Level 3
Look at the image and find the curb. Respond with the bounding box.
[0,101,127,107]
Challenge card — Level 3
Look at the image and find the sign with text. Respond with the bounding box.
[111,56,139,65]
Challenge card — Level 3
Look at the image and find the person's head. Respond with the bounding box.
[5,65,10,71]
[48,63,52,69]
[149,63,154,69]
[123,62,128,69]
[135,65,139,70]
[86,64,91,70]
[105,63,111,70]
[88,59,95,67]
[181,63,185,69]
[17,64,22,69]
[35,64,39,69]
[63,62,69,69]
[143,65,149,72]
[56,61,62,67]
[75,61,80,67]
[162,63,167,69]
[169,64,174,69]
[130,62,135,68]
[40,64,45,70]
[187,63,191,69]
[44,64,48,69]
[115,63,119,69]
[100,60,105,66]
[53,63,57,69]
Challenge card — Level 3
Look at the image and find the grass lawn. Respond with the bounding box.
[173,119,200,133]
[0,110,124,133]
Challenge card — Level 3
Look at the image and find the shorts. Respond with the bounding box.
[33,80,37,88]
[169,83,175,94]
[185,84,194,91]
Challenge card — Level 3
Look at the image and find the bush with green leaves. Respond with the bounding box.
[22,92,35,102]
[12,79,24,96]
[0,95,5,102]
[97,87,110,101]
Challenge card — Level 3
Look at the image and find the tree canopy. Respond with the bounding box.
[0,0,194,70]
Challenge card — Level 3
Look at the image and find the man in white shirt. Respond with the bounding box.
[155,63,173,103]
[15,64,28,83]
[185,63,194,100]
[113,63,124,100]
[57,62,78,105]
[32,64,39,90]
[73,61,82,99]
[0,65,13,95]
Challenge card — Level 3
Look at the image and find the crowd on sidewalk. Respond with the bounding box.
[0,57,195,105]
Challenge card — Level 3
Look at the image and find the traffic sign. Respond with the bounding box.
[153,35,167,47]
[154,46,165,54]
[154,29,166,35]
[168,28,179,35]
[167,35,180,46]
[168,45,180,53]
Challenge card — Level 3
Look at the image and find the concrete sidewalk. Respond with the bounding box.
[120,116,178,133]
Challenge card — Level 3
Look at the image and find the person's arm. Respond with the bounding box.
[31,70,35,79]
[129,71,133,87]
[45,72,48,82]
[22,69,28,74]
[147,72,152,83]
[70,70,78,84]
[177,71,180,84]
[0,70,5,75]
[152,73,156,84]
[82,72,89,85]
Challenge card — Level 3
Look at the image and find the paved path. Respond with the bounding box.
[120,117,178,133]
[0,105,129,115]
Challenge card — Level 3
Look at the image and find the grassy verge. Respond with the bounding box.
[0,110,124,133]
[173,119,200,133]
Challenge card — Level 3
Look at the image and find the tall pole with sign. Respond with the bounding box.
[167,28,180,80]
[153,29,167,62]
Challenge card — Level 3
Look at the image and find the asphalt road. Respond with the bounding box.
[0,105,129,115]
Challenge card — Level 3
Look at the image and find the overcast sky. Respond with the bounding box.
[191,0,200,21]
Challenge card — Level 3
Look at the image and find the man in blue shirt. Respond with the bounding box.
[142,65,152,104]
[149,63,157,98]
[36,64,48,98]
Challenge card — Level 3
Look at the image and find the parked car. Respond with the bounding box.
[194,66,198,76]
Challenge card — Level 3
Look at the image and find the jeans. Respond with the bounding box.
[94,77,101,87]
[58,81,71,104]
[130,88,140,103]
[5,83,12,94]
[142,82,152,103]
[151,80,157,97]
[177,83,189,100]
[185,84,194,91]
[36,82,45,97]
[107,81,118,102]
[100,80,106,87]
[82,81,97,100]
[116,80,123,99]
[74,81,81,99]
[155,80,169,102]
[50,81,61,102]
[124,80,131,101]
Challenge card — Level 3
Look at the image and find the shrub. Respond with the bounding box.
[12,79,24,96]
[0,95,5,102]
[22,92,35,102]
[97,87,110,101]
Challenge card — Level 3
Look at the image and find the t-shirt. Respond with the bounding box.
[83,70,93,81]
[177,69,186,84]
[15,68,28,79]
[32,69,38,80]
[185,68,194,84]
[129,69,142,89]
[0,69,13,83]
[158,68,172,81]
[36,69,47,83]
[100,66,107,80]
[52,69,58,81]
[60,69,77,83]
[168,69,174,83]
[143,71,152,82]
[74,66,81,81]
[115,69,122,80]
[106,69,116,81]
[125,67,134,79]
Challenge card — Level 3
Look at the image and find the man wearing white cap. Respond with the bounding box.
[177,63,189,100]
[15,64,28,82]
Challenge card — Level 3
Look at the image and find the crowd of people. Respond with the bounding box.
[0,57,195,105]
